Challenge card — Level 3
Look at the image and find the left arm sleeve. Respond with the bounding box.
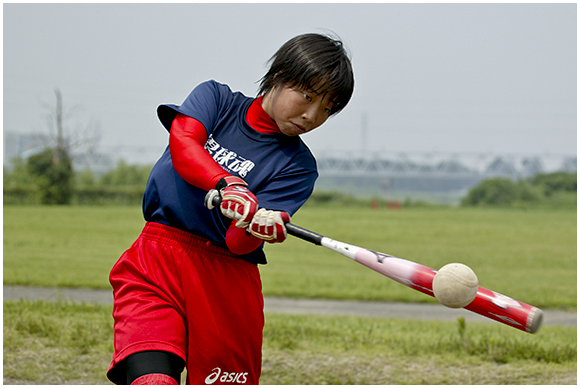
[225,222,263,255]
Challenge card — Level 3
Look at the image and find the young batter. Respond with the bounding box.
[107,33,354,385]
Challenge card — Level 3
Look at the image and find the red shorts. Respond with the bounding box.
[107,222,264,385]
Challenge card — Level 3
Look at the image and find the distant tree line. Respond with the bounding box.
[303,171,576,209]
[461,172,577,208]
[4,147,576,208]
[4,151,152,205]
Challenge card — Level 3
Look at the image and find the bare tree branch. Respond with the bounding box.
[37,88,101,161]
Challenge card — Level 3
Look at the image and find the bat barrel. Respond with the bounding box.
[333,244,543,334]
[465,288,544,333]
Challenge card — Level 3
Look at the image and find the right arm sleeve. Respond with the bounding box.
[169,113,230,192]
[169,113,264,254]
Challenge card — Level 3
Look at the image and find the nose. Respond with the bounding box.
[302,104,319,123]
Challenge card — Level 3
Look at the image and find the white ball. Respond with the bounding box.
[432,263,478,308]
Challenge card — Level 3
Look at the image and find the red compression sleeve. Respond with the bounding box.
[170,113,261,254]
[169,113,230,191]
[226,222,263,255]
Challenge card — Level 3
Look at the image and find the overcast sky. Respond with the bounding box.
[3,3,577,165]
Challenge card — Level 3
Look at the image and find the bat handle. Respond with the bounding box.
[204,189,222,210]
[204,189,324,246]
[286,223,324,245]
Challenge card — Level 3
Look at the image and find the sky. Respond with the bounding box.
[3,3,577,165]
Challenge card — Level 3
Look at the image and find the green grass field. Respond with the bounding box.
[4,205,576,309]
[263,205,577,310]
[3,205,577,384]
[3,300,576,384]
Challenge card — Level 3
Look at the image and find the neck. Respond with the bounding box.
[246,95,279,134]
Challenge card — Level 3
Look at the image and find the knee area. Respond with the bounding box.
[131,373,179,385]
[125,351,185,385]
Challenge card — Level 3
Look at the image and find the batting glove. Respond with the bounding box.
[249,208,291,243]
[217,176,258,228]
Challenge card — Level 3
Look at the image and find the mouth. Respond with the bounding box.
[292,123,307,133]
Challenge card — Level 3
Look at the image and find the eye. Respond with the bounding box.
[303,93,312,102]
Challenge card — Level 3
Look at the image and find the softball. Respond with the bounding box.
[432,263,478,308]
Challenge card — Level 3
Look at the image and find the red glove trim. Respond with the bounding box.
[249,209,290,243]
[169,113,230,191]
[220,185,259,228]
[216,176,247,191]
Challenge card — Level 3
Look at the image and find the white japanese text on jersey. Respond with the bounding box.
[205,135,255,178]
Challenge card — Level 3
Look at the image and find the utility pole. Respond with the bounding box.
[53,88,64,164]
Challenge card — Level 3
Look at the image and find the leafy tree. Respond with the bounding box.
[21,88,100,205]
[461,177,542,206]
[27,147,73,204]
[528,172,576,196]
[99,159,152,187]
[462,178,517,206]
[76,168,97,187]
[3,157,36,187]
[462,172,576,207]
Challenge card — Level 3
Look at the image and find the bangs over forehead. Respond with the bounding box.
[258,33,355,115]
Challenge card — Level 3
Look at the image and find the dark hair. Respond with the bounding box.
[258,33,354,116]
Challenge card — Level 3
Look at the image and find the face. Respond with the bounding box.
[261,85,335,137]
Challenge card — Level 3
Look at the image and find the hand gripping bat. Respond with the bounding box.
[205,190,544,334]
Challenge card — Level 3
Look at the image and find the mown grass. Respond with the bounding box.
[3,206,143,289]
[3,300,114,384]
[262,314,577,384]
[3,300,576,385]
[263,205,576,310]
[3,205,576,384]
[3,205,576,310]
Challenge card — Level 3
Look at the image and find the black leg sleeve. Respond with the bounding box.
[124,350,185,384]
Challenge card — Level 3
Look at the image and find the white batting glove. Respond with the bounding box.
[248,208,290,243]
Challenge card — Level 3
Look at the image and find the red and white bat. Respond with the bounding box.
[205,191,544,334]
[285,223,543,334]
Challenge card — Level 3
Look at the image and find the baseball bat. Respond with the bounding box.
[205,190,544,334]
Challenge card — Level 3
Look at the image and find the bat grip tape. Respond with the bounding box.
[285,223,324,245]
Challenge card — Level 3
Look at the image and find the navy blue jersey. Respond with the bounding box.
[143,80,318,264]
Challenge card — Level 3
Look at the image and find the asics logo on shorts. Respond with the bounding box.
[205,367,248,384]
[205,135,255,178]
